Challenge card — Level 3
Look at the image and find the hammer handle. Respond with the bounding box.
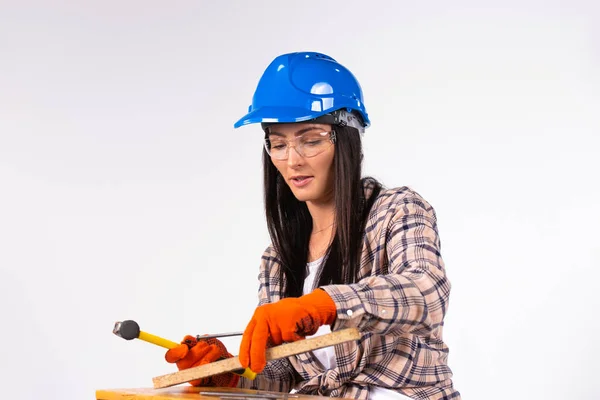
[138,331,180,349]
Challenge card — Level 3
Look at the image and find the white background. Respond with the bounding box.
[1,1,598,399]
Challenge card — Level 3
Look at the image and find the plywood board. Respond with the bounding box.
[152,328,360,389]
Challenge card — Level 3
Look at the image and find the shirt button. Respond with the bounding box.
[346,309,353,316]
[381,309,387,314]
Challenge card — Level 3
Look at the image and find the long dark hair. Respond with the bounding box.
[262,124,382,298]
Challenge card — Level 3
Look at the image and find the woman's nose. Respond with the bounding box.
[286,145,304,166]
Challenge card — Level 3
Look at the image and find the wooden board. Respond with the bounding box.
[152,328,360,389]
[96,386,330,400]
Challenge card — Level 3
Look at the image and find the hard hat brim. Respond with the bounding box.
[233,106,333,129]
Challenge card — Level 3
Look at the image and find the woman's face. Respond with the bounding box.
[266,122,335,205]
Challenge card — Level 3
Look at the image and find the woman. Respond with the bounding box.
[165,52,461,400]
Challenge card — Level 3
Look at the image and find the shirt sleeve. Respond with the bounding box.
[321,195,452,337]
[237,246,301,392]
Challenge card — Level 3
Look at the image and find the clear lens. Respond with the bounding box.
[265,131,335,160]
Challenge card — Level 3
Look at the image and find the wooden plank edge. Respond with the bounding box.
[152,328,360,389]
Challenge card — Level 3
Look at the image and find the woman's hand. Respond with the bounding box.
[165,335,240,387]
[239,288,336,372]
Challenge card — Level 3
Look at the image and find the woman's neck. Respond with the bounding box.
[306,200,335,233]
[306,200,335,262]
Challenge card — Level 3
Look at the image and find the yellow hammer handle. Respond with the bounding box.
[138,330,256,380]
[138,331,180,349]
[233,367,257,380]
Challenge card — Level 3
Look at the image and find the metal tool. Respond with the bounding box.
[197,331,243,340]
[198,391,299,399]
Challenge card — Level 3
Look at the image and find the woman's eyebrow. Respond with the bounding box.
[268,126,322,137]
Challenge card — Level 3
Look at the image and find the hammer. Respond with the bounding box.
[113,320,180,349]
[113,320,256,379]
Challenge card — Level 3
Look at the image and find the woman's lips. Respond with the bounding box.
[291,176,314,187]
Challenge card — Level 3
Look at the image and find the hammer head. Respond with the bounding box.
[113,320,141,340]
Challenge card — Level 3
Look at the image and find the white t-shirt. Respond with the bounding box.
[302,257,412,400]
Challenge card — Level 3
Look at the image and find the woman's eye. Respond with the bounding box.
[305,140,323,146]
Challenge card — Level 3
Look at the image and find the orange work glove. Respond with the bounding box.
[239,288,336,373]
[165,335,240,388]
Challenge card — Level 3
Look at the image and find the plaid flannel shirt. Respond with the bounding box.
[238,181,461,400]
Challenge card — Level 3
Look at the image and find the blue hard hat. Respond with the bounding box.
[233,52,370,130]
